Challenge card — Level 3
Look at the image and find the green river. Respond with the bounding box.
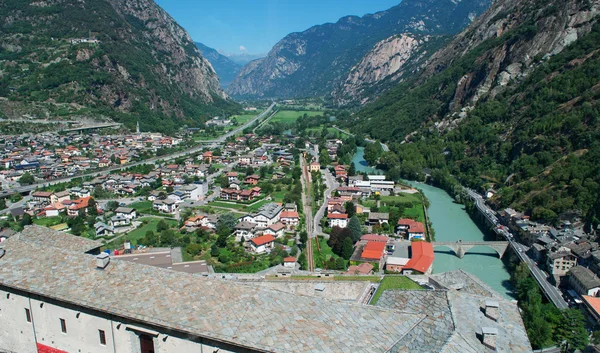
[352,147,513,298]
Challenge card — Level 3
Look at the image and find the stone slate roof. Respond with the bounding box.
[12,225,101,253]
[376,290,455,353]
[569,266,600,290]
[375,286,532,352]
[429,269,499,298]
[0,231,425,353]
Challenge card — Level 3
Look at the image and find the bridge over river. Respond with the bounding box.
[432,241,509,258]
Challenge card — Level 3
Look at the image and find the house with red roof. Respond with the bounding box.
[328,213,348,228]
[202,151,213,164]
[280,211,299,228]
[249,234,276,254]
[400,241,434,275]
[396,218,426,240]
[263,222,286,238]
[283,257,296,268]
[360,241,387,262]
[66,197,92,217]
[345,263,374,275]
[360,234,389,243]
[244,174,260,185]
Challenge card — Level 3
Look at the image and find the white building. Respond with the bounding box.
[249,234,275,254]
[115,207,136,220]
[239,203,282,229]
[327,213,348,228]
[153,199,177,214]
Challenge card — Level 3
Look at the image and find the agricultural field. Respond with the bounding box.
[270,110,323,124]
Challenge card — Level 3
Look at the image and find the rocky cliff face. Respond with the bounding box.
[355,0,600,142]
[422,0,600,118]
[331,34,448,106]
[227,0,492,99]
[0,0,234,132]
[108,0,225,102]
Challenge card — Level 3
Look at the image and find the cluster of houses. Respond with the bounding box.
[347,234,434,275]
[220,172,263,202]
[234,203,299,254]
[500,208,600,322]
[325,182,425,240]
[0,131,183,182]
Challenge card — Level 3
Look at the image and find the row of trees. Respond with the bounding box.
[512,263,588,351]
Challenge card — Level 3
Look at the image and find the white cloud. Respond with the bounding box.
[239,45,247,52]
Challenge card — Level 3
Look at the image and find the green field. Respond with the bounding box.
[270,110,323,124]
[129,201,153,214]
[231,111,262,125]
[247,199,270,212]
[370,276,423,304]
[363,193,426,223]
[33,216,63,227]
[106,217,178,249]
[207,201,247,211]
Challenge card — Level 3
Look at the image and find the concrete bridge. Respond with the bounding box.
[432,240,510,258]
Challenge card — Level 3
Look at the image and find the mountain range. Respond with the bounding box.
[195,42,242,87]
[226,0,492,101]
[0,0,238,133]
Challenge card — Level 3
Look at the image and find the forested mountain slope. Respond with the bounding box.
[227,0,491,99]
[0,0,238,133]
[348,0,600,225]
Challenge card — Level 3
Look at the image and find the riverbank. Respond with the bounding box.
[351,149,514,298]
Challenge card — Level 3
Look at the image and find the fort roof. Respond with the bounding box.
[0,229,423,353]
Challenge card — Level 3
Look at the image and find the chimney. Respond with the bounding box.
[484,299,499,322]
[481,327,498,351]
[96,253,110,269]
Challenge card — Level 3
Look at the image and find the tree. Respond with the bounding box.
[217,213,237,233]
[345,201,356,218]
[156,220,169,233]
[341,237,354,259]
[19,173,35,185]
[349,162,356,176]
[319,148,331,166]
[160,229,176,247]
[335,257,346,270]
[20,213,32,227]
[347,216,362,242]
[299,230,308,245]
[142,230,158,246]
[105,201,119,212]
[555,309,588,352]
[363,142,383,164]
[68,216,86,236]
[298,252,307,270]
[0,198,5,210]
[87,197,98,217]
[290,245,299,257]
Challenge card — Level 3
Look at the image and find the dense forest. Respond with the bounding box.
[347,20,600,227]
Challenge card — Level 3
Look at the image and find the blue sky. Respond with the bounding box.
[157,0,401,55]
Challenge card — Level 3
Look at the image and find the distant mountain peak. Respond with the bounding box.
[226,0,492,100]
